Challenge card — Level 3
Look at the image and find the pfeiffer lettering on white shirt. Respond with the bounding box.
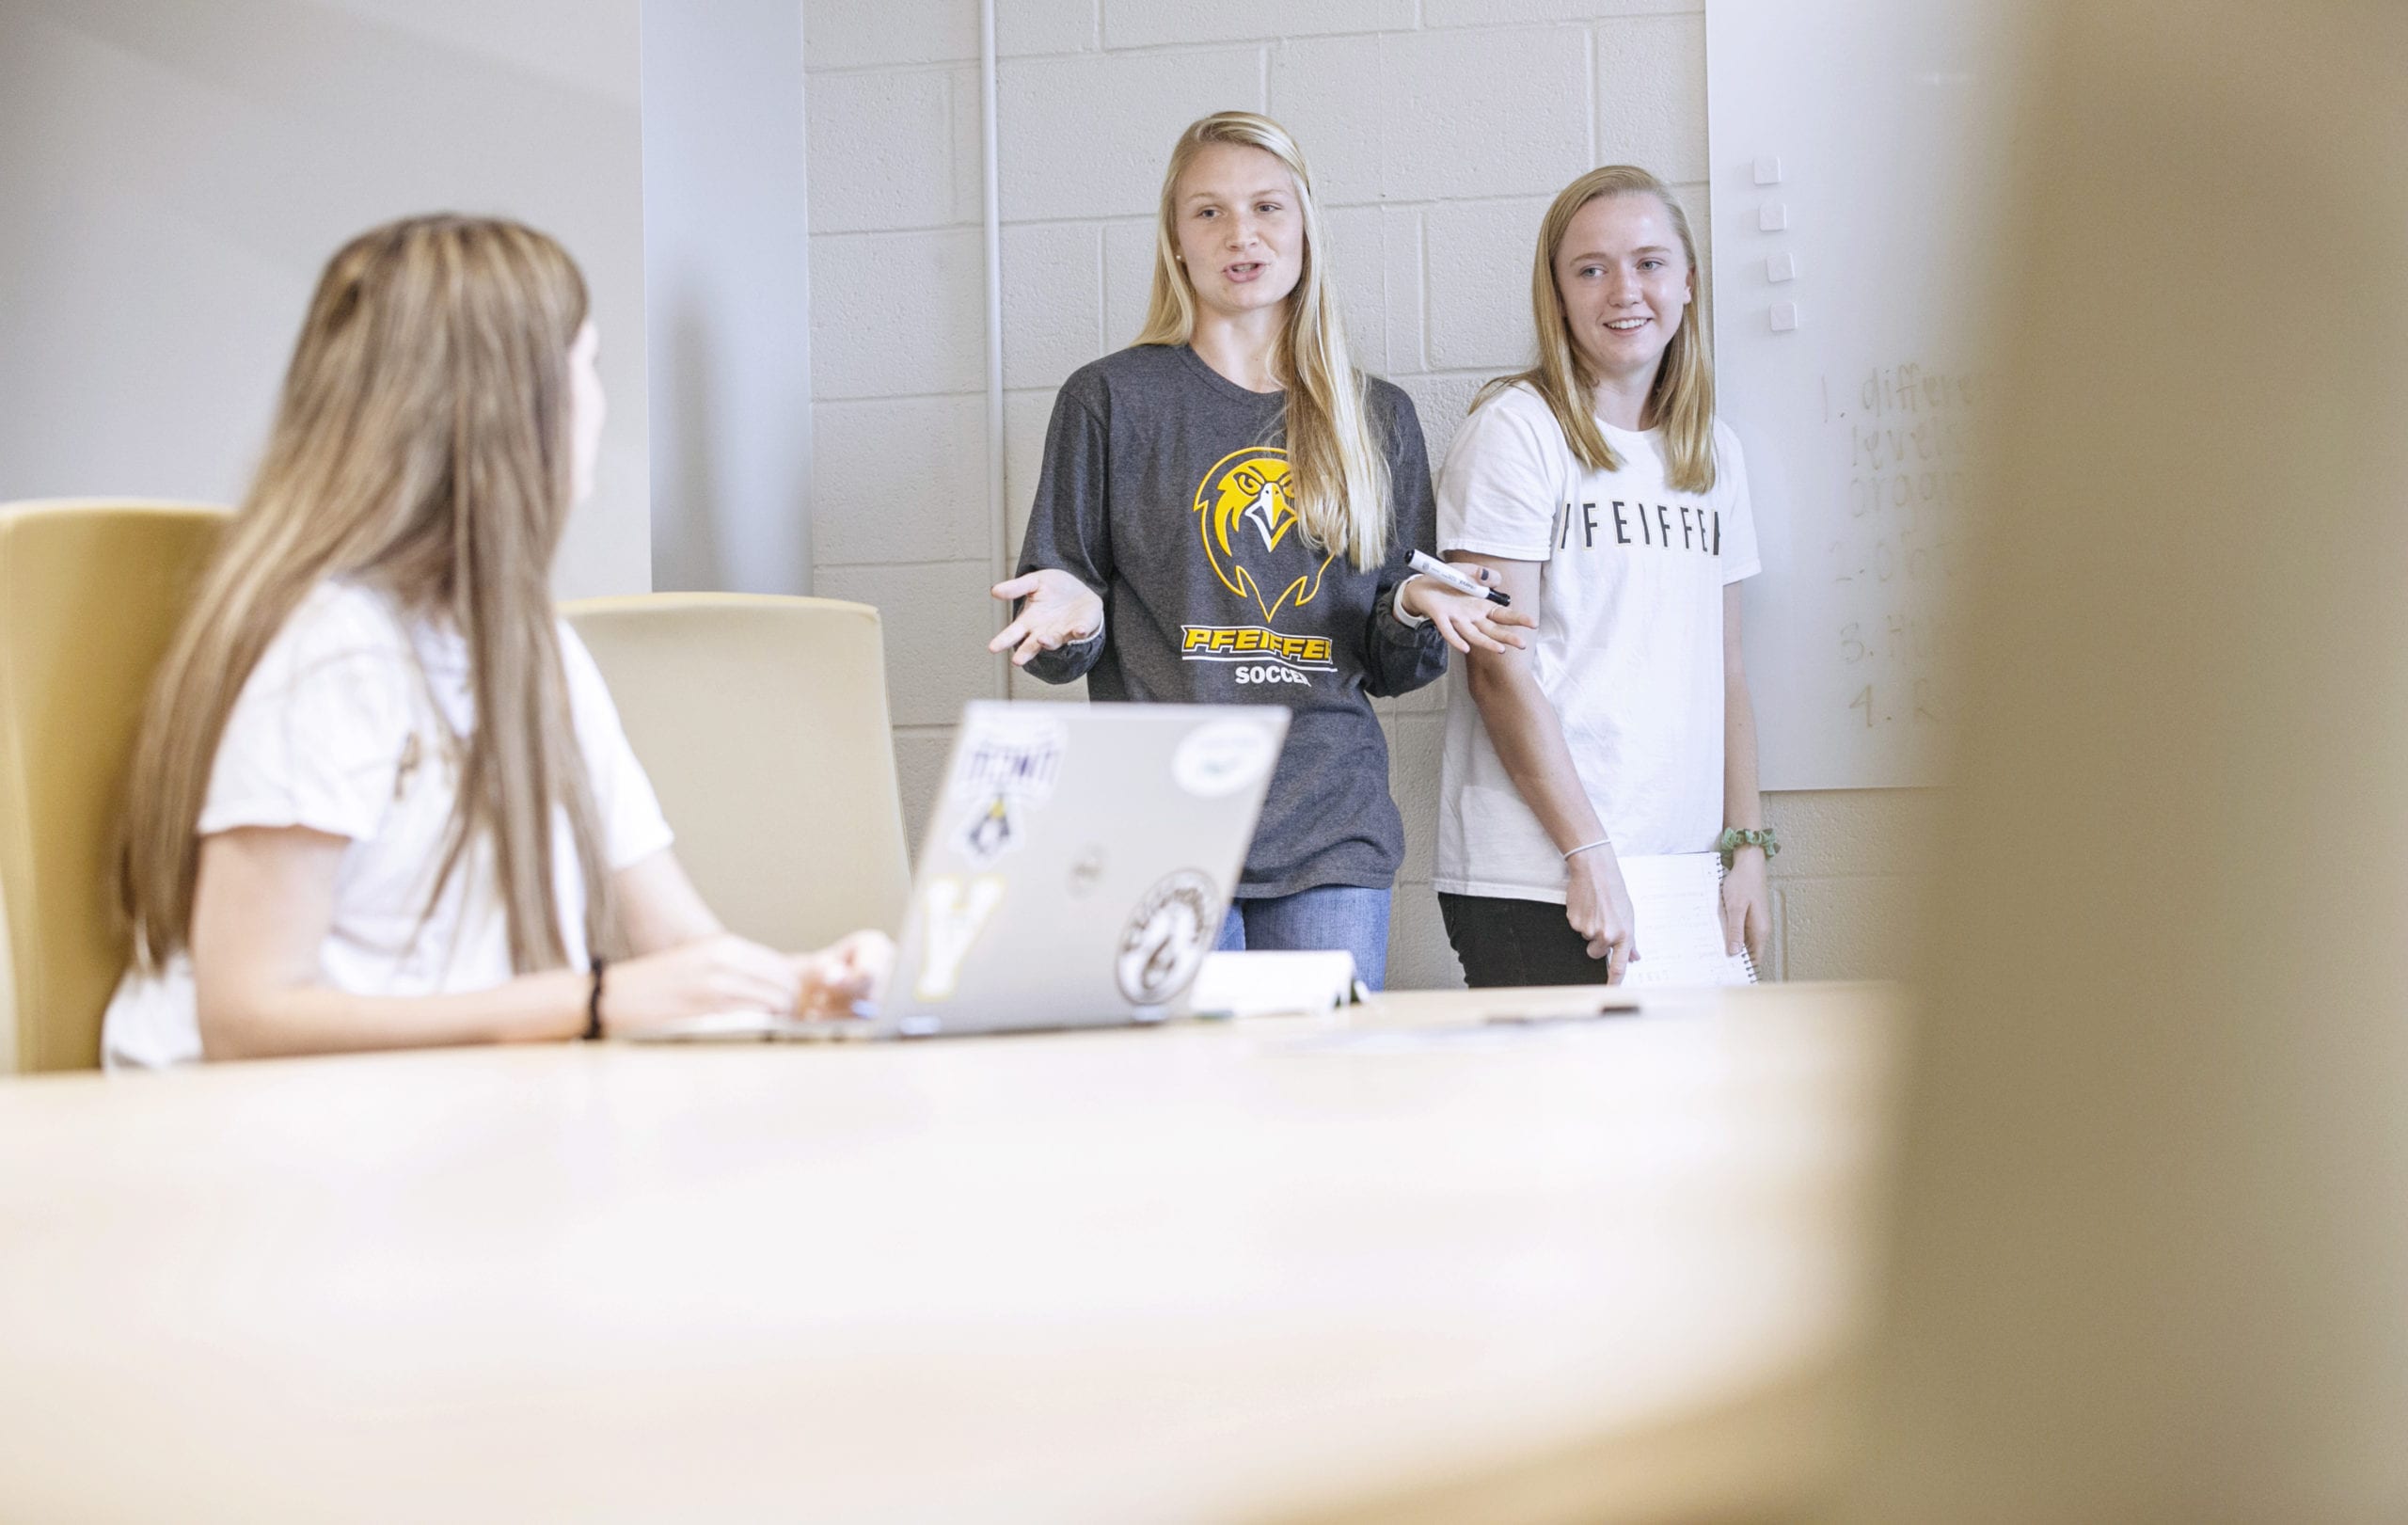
[1557,500,1725,555]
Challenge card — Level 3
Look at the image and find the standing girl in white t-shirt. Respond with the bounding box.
[1433,166,1773,986]
[103,215,888,1067]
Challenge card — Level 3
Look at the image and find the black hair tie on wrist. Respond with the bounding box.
[584,954,608,1041]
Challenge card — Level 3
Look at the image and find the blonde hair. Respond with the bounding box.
[121,214,616,975]
[1134,111,1390,570]
[1480,165,1718,494]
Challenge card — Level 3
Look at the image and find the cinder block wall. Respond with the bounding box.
[804,0,1936,986]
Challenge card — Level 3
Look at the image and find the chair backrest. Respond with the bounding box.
[0,500,229,1073]
[562,593,912,950]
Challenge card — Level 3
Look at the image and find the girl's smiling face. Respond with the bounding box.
[1553,191,1694,389]
[1172,142,1306,322]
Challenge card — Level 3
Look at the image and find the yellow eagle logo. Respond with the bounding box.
[1194,448,1332,624]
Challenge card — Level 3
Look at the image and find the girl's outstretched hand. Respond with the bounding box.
[989,569,1104,666]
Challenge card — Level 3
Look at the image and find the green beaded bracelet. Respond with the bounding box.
[1717,826,1780,866]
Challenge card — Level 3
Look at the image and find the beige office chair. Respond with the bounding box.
[0,500,229,1073]
[562,593,912,949]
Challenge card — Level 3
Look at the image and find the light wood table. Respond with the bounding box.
[0,982,1900,1523]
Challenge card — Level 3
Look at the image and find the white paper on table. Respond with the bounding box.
[1188,950,1358,1017]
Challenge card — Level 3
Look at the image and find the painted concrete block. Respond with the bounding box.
[1000,0,1098,56]
[1101,218,1162,349]
[1381,206,1426,375]
[805,0,975,71]
[813,394,991,565]
[999,47,1267,221]
[1106,0,1409,51]
[815,558,1002,725]
[1766,884,1787,981]
[1002,221,1105,389]
[1671,178,1713,278]
[1423,197,1550,372]
[810,227,985,398]
[949,65,985,224]
[1384,710,1447,883]
[1774,872,1935,982]
[808,68,956,234]
[1764,787,1942,881]
[1396,372,1500,480]
[1386,882,1466,990]
[1426,0,1696,25]
[1322,203,1387,373]
[1594,14,1707,183]
[1375,28,1591,200]
[1266,34,1385,208]
[1276,28,1590,205]
[1003,386,1056,554]
[891,723,958,850]
[1008,662,1088,702]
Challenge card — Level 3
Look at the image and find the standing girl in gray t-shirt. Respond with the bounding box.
[989,111,1530,988]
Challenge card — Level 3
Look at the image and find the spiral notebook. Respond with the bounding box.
[1615,853,1760,987]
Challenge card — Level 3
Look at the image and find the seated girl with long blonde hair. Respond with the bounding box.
[103,214,888,1068]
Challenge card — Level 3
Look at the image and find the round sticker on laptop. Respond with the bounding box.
[1172,719,1278,798]
[1116,869,1218,1006]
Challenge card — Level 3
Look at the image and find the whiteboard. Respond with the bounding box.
[1707,0,2024,789]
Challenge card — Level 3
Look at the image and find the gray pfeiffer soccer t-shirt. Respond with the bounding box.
[1017,343,1447,898]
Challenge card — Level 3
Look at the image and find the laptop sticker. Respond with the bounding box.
[1116,869,1218,1006]
[950,713,1069,866]
[1172,719,1279,798]
[949,713,1067,802]
[955,792,1022,866]
[914,874,1007,1002]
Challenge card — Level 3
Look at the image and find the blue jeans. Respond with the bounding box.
[1214,885,1390,992]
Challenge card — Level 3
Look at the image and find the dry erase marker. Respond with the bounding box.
[1484,999,1642,1027]
[1408,549,1511,607]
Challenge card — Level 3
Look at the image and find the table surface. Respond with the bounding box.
[0,982,1900,1524]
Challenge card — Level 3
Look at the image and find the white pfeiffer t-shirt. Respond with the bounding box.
[1434,384,1760,902]
[102,580,674,1069]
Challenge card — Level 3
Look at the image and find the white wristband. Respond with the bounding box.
[1561,837,1613,861]
[1388,576,1431,627]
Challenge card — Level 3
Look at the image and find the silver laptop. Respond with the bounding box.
[649,701,1287,1041]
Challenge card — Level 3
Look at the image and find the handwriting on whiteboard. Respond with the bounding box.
[1819,360,1989,733]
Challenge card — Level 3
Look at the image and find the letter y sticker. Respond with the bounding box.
[913,874,1006,1002]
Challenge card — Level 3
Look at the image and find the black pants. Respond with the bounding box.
[1438,892,1619,988]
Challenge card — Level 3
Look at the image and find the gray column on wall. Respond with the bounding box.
[640,0,814,595]
[0,0,652,600]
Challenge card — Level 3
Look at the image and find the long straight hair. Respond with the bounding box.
[1133,111,1391,570]
[1480,165,1719,493]
[121,214,616,974]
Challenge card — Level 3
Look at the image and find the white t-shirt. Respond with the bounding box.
[1434,385,1760,902]
[102,580,674,1069]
